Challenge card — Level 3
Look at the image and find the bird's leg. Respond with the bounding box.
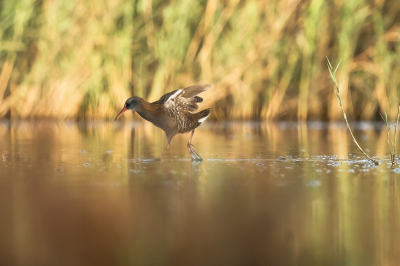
[187,130,202,161]
[155,143,170,161]
[155,134,173,161]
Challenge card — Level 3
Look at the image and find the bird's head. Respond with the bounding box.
[114,97,140,121]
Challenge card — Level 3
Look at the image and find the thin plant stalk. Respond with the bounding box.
[394,106,400,163]
[381,105,400,166]
[327,57,379,165]
[381,112,394,164]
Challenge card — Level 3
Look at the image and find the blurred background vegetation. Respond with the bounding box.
[0,0,399,121]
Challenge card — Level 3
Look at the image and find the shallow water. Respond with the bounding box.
[0,121,400,266]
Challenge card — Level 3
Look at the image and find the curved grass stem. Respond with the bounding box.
[394,106,400,164]
[381,105,400,167]
[381,112,395,165]
[327,57,379,165]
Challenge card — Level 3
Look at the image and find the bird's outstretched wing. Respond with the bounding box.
[159,84,211,113]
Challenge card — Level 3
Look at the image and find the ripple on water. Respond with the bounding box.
[306,180,321,187]
[130,169,141,174]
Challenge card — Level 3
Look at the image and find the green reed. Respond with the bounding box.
[0,0,399,120]
[327,57,379,165]
[381,106,400,165]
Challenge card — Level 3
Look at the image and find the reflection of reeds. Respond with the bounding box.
[0,0,399,120]
[327,57,379,165]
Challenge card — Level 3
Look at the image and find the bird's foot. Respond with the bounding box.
[189,147,202,161]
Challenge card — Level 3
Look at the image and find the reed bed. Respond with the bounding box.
[0,0,399,120]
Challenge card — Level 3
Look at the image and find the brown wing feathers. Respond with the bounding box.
[181,84,211,98]
[181,84,210,112]
[182,85,210,112]
[154,84,210,112]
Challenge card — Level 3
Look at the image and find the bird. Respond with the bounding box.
[114,84,211,161]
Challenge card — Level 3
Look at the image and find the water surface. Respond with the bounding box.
[0,121,399,266]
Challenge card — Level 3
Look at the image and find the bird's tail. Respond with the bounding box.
[196,108,211,124]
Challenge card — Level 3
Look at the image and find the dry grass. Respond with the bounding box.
[0,0,399,120]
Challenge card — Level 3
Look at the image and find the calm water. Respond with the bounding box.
[0,121,399,266]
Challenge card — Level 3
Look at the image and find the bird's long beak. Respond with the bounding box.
[114,107,127,121]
